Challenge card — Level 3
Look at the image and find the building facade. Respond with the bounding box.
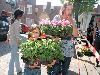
[0,0,12,15]
[18,0,36,26]
[18,0,61,26]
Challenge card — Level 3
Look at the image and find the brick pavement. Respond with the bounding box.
[0,34,28,75]
[0,42,25,75]
[0,41,100,75]
[0,41,78,75]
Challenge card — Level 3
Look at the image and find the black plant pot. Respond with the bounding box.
[83,51,94,56]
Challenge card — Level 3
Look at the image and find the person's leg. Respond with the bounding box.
[24,67,32,75]
[47,61,61,75]
[8,47,15,75]
[61,57,71,75]
[96,49,100,67]
[94,42,100,67]
[32,69,41,75]
[96,58,99,67]
[51,64,61,75]
[14,45,22,73]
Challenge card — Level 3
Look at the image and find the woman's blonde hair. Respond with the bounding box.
[59,1,73,15]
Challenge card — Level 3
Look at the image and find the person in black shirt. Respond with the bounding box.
[93,18,100,67]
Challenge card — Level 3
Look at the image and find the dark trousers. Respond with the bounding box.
[48,57,71,75]
[24,67,41,75]
[87,35,93,44]
[96,58,99,65]
[47,62,61,75]
[94,41,100,65]
[61,57,71,75]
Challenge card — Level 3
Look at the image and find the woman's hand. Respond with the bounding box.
[67,16,79,37]
[51,60,56,65]
[67,15,74,25]
[47,60,56,67]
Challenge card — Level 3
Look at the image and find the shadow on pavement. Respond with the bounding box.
[17,70,78,75]
[0,34,27,57]
[78,57,95,66]
[68,70,78,75]
[0,41,11,57]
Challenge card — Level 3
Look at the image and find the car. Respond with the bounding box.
[20,23,29,34]
[0,20,9,41]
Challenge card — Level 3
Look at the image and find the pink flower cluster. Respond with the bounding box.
[51,19,70,26]
[39,19,71,26]
[39,19,51,25]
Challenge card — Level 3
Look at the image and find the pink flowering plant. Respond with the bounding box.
[39,19,52,35]
[40,19,73,37]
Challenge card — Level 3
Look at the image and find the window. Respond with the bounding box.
[27,0,30,3]
[35,8,38,13]
[26,18,33,26]
[19,5,25,13]
[43,5,46,12]
[51,6,54,9]
[6,0,10,2]
[27,5,32,14]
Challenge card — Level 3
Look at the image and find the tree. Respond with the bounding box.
[60,0,99,25]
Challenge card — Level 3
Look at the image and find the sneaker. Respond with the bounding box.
[17,68,22,75]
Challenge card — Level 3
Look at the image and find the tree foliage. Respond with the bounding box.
[60,0,98,14]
